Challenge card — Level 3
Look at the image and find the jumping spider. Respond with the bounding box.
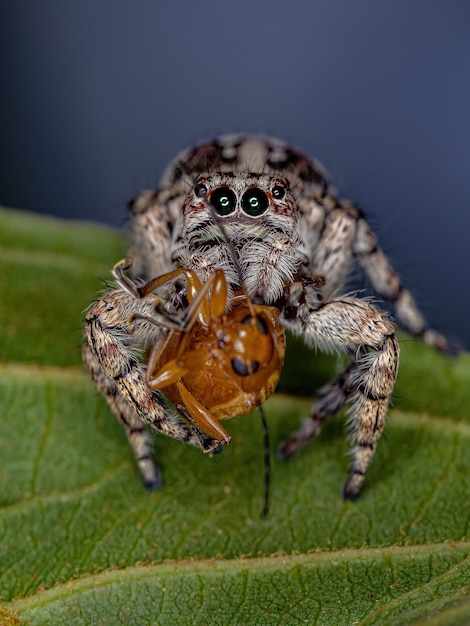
[84,135,448,500]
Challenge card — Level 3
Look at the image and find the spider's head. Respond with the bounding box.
[171,174,307,303]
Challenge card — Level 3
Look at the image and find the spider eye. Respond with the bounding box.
[194,183,208,198]
[241,188,269,216]
[272,185,285,199]
[210,187,237,216]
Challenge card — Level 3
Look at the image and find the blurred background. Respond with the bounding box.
[0,0,469,347]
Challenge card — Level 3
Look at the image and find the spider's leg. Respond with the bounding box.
[278,360,356,459]
[280,296,399,499]
[354,215,450,350]
[302,193,451,351]
[302,194,358,298]
[83,341,163,489]
[128,186,185,280]
[83,289,213,488]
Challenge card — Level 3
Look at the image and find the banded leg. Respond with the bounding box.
[305,195,358,297]
[83,289,209,488]
[304,194,450,351]
[281,296,400,499]
[354,216,449,350]
[83,342,163,489]
[127,187,184,280]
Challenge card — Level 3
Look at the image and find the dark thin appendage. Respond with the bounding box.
[259,405,271,518]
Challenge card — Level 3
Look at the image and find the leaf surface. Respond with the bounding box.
[0,207,469,625]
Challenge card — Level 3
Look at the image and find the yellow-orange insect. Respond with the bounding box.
[133,265,286,447]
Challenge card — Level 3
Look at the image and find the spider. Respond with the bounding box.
[83,135,448,500]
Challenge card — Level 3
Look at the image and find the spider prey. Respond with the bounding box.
[84,135,448,500]
[111,258,288,450]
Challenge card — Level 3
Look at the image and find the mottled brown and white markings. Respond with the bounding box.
[84,135,449,500]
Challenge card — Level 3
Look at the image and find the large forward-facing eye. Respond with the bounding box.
[241,188,269,216]
[210,186,237,216]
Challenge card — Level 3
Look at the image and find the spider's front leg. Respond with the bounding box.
[83,283,211,490]
[279,294,399,500]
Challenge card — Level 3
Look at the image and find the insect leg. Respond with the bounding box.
[177,381,232,446]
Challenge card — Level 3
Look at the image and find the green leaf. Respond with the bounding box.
[0,207,126,366]
[1,206,469,625]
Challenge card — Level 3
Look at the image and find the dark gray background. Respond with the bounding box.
[1,1,469,347]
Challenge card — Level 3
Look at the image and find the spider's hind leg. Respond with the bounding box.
[278,361,356,460]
